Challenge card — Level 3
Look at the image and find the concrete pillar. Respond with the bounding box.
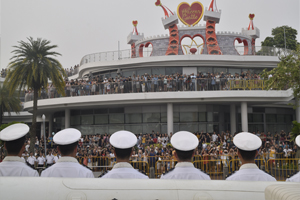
[167,103,173,137]
[40,123,43,139]
[230,104,236,134]
[241,102,248,132]
[65,109,70,128]
[48,114,53,135]
[296,99,300,123]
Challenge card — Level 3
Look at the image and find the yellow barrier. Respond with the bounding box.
[229,80,265,90]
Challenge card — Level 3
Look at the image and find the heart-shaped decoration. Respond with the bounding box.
[139,42,153,57]
[249,14,255,20]
[180,34,204,55]
[234,38,249,55]
[132,20,138,26]
[177,1,204,27]
[155,0,161,6]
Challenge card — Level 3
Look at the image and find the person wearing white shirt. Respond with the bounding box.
[101,130,148,179]
[37,153,46,168]
[46,151,54,167]
[27,152,37,168]
[212,132,218,143]
[286,135,300,182]
[226,132,276,181]
[53,154,61,163]
[41,128,94,178]
[160,131,210,180]
[0,123,38,177]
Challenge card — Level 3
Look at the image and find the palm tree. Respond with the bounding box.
[4,37,66,152]
[0,83,22,125]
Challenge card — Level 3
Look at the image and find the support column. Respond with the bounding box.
[48,114,53,136]
[65,109,70,129]
[230,104,236,135]
[241,102,248,132]
[40,123,43,139]
[167,103,173,137]
[296,99,300,123]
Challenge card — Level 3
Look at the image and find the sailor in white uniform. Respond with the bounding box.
[101,130,149,179]
[286,135,300,182]
[0,123,39,177]
[160,131,210,180]
[226,132,276,181]
[41,128,94,178]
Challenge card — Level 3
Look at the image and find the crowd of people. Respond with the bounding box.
[1,129,298,178]
[23,71,266,101]
[1,68,8,78]
[64,64,79,77]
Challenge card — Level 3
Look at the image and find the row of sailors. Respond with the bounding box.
[0,124,299,182]
[25,153,61,168]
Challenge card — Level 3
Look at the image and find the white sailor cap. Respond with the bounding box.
[110,130,137,149]
[53,128,81,145]
[233,132,262,151]
[171,131,198,151]
[296,135,300,147]
[0,123,29,141]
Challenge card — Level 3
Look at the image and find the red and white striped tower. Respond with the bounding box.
[155,0,179,55]
[127,20,144,58]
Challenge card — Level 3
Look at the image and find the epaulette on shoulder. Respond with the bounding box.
[162,168,174,176]
[81,164,92,171]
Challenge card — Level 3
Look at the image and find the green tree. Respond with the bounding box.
[0,83,22,125]
[260,45,300,100]
[4,37,66,152]
[261,26,299,51]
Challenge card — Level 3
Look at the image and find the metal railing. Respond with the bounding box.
[24,79,275,102]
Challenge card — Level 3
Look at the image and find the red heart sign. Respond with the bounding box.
[249,14,255,20]
[155,0,161,6]
[177,1,204,27]
[132,20,138,26]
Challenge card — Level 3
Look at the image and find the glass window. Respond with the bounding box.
[174,112,180,123]
[166,67,182,75]
[266,114,276,123]
[224,113,230,123]
[180,112,198,122]
[207,123,213,133]
[152,67,165,75]
[95,115,108,124]
[80,126,95,135]
[277,114,285,123]
[125,113,142,124]
[213,112,219,122]
[228,68,241,75]
[142,124,161,133]
[199,123,207,132]
[199,112,207,122]
[71,116,80,126]
[109,113,124,124]
[109,125,124,134]
[161,112,167,123]
[109,108,124,113]
[111,72,117,78]
[214,68,227,74]
[94,125,108,135]
[253,114,263,123]
[179,123,198,133]
[161,124,167,135]
[143,113,160,123]
[94,108,108,114]
[248,114,253,123]
[249,124,264,133]
[81,115,93,125]
[207,112,213,122]
[125,125,143,134]
[198,67,212,75]
[285,115,292,123]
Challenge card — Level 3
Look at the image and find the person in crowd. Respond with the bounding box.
[101,130,148,179]
[41,128,94,178]
[27,152,37,168]
[286,135,300,182]
[226,132,276,181]
[161,131,210,180]
[0,123,39,177]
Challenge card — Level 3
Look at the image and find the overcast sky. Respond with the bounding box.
[1,0,299,70]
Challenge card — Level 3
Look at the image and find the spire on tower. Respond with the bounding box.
[155,0,174,18]
[248,14,255,30]
[208,0,218,12]
[132,21,139,35]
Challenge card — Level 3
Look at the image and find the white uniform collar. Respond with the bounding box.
[175,162,194,168]
[239,163,258,170]
[3,156,25,163]
[57,157,78,163]
[113,162,133,169]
